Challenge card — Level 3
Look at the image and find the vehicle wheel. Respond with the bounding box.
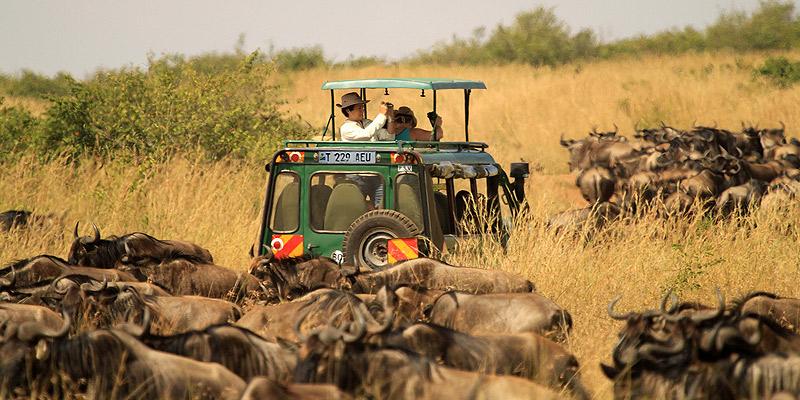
[342,210,421,271]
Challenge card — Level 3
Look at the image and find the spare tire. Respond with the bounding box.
[343,210,421,271]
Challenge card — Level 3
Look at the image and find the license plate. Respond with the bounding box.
[318,151,376,164]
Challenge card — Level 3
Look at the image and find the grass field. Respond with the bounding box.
[3,51,800,398]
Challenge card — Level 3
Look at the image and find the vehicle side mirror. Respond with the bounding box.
[509,162,529,211]
[510,162,529,179]
[265,163,272,173]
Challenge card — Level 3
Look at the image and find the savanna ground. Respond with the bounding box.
[3,51,800,398]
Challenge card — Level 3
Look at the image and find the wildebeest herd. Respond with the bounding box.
[1,223,585,399]
[551,123,800,231]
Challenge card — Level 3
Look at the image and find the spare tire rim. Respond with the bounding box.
[359,230,394,270]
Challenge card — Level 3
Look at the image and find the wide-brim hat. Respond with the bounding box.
[394,106,417,127]
[336,92,370,109]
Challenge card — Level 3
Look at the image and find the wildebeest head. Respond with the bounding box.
[602,290,726,380]
[560,134,591,172]
[0,309,71,390]
[294,292,400,393]
[67,222,112,266]
[249,255,352,302]
[760,124,787,150]
[69,224,216,269]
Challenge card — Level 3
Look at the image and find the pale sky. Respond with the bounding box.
[0,0,781,78]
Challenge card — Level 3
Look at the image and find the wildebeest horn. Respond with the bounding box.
[637,335,686,361]
[613,123,619,134]
[690,288,725,324]
[73,221,80,240]
[660,289,678,314]
[714,325,760,351]
[79,276,108,293]
[248,244,255,258]
[354,287,396,334]
[341,297,367,343]
[0,268,15,288]
[91,223,101,243]
[294,298,318,342]
[118,287,151,337]
[560,134,573,147]
[17,309,72,342]
[608,296,635,320]
[51,275,76,295]
[780,121,786,131]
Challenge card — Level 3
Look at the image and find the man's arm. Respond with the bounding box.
[339,114,388,141]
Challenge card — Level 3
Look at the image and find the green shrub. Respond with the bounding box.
[272,46,328,71]
[0,97,39,158]
[0,70,73,98]
[754,56,800,87]
[33,51,309,162]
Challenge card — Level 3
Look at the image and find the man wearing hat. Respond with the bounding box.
[338,92,393,141]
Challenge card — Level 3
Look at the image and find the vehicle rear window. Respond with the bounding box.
[310,172,384,232]
[270,171,300,233]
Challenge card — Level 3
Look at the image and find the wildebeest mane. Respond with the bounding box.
[1,254,71,272]
[729,291,780,312]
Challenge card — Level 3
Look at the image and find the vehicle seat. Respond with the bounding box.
[433,191,452,234]
[397,182,423,229]
[310,184,333,230]
[272,181,300,232]
[324,183,368,231]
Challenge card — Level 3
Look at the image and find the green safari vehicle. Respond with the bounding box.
[256,78,529,270]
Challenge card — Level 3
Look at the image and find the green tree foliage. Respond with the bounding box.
[0,97,38,158]
[754,56,800,87]
[1,52,309,162]
[271,46,329,71]
[0,70,73,98]
[413,1,800,66]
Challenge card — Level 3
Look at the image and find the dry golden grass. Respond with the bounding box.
[4,51,800,398]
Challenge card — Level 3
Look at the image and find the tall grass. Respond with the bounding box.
[4,51,800,398]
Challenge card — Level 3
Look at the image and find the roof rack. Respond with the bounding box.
[283,140,488,153]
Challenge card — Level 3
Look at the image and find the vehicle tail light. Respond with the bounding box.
[277,151,304,163]
[391,152,414,164]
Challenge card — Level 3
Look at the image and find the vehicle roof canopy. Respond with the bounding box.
[321,78,486,91]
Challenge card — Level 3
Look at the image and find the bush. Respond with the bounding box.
[754,56,800,87]
[30,51,309,162]
[0,97,39,158]
[0,70,73,98]
[272,46,329,71]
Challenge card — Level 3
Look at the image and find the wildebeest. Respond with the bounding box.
[376,322,588,398]
[427,291,572,341]
[248,254,352,302]
[734,292,800,334]
[577,166,615,204]
[0,310,245,399]
[0,255,137,289]
[352,258,535,294]
[237,288,394,342]
[0,210,34,231]
[0,303,64,330]
[294,298,561,400]
[136,320,297,382]
[121,251,260,300]
[602,290,800,399]
[240,377,352,400]
[547,201,621,234]
[74,283,242,335]
[68,223,214,267]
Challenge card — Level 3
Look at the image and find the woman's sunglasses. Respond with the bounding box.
[394,116,413,123]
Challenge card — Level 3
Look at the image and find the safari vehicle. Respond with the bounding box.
[256,78,529,270]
